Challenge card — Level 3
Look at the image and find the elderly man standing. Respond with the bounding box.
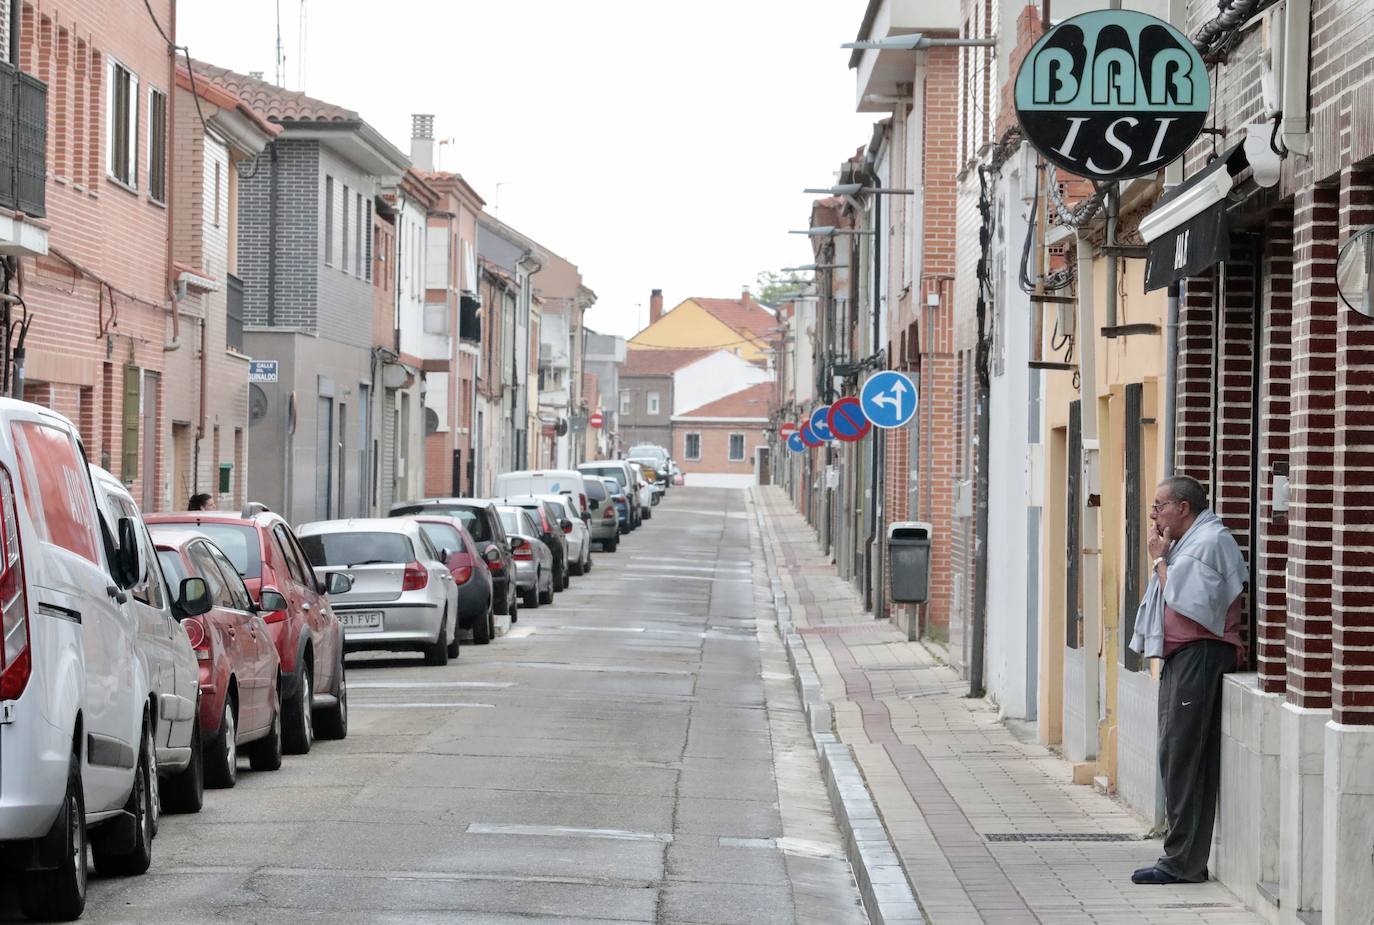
[1129,475,1247,885]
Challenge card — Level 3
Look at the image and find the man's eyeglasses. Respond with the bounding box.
[1151,499,1178,513]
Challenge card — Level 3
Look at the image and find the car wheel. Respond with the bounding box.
[283,663,314,756]
[19,750,87,921]
[561,565,571,590]
[316,652,349,740]
[509,598,518,624]
[446,616,462,658]
[522,580,539,609]
[473,603,493,645]
[424,612,450,666]
[92,722,154,876]
[603,537,618,553]
[538,572,554,605]
[248,684,284,772]
[161,717,204,814]
[205,696,238,788]
[644,506,652,520]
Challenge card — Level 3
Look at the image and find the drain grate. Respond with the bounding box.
[985,832,1146,843]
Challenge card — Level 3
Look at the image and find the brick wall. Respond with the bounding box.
[238,139,319,330]
[673,421,761,476]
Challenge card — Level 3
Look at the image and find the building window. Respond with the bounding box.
[647,392,660,415]
[684,433,701,461]
[213,161,221,227]
[355,192,363,277]
[619,391,631,415]
[324,176,334,265]
[728,432,745,462]
[341,183,350,270]
[147,87,166,202]
[106,58,138,187]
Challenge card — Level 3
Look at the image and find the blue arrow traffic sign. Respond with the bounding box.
[809,405,834,442]
[786,432,807,453]
[860,370,917,429]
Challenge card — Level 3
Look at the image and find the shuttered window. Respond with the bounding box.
[147,87,166,202]
[121,365,140,482]
[106,59,138,187]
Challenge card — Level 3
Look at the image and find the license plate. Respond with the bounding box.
[340,611,383,631]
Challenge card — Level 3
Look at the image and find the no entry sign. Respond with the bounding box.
[1014,10,1208,182]
[779,421,798,440]
[827,397,872,442]
[589,412,604,429]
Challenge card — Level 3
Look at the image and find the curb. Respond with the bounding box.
[752,494,925,925]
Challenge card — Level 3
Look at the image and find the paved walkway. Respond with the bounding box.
[755,486,1262,925]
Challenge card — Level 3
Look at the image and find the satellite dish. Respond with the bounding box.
[423,407,440,436]
[249,384,269,424]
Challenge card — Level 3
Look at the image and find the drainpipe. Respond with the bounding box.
[1075,233,1101,761]
[1281,0,1312,156]
[1163,282,1180,476]
[163,2,181,354]
[1104,186,1118,328]
[867,187,883,616]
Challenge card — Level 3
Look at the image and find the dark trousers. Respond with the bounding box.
[1157,639,1236,881]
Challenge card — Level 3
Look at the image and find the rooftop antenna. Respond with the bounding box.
[297,0,307,91]
[275,0,285,86]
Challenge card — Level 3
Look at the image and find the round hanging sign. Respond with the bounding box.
[827,397,872,443]
[799,423,823,449]
[1013,10,1209,182]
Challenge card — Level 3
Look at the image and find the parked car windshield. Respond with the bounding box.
[189,523,262,579]
[498,510,529,536]
[418,521,464,557]
[300,532,415,567]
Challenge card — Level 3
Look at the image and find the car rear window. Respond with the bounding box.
[188,523,262,579]
[299,532,415,567]
[157,549,188,586]
[584,479,608,501]
[418,522,464,556]
[498,510,526,535]
[393,504,490,541]
[582,466,626,488]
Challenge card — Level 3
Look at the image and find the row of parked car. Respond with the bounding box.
[0,395,675,921]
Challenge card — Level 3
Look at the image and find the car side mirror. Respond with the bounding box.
[177,576,212,617]
[115,517,142,587]
[258,588,289,613]
[326,572,354,595]
[483,546,501,564]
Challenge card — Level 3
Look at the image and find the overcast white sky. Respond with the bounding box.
[179,1,877,338]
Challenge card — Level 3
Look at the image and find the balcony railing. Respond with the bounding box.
[0,61,45,218]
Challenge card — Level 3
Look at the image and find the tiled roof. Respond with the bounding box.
[190,60,359,124]
[622,348,713,376]
[679,382,773,418]
[689,297,777,340]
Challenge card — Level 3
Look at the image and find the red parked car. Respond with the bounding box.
[147,506,349,753]
[411,514,497,644]
[151,528,283,787]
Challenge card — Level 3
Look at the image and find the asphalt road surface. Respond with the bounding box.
[9,488,868,925]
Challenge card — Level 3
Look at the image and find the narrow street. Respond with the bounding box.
[59,489,866,925]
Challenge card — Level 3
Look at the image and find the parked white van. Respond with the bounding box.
[89,467,202,812]
[0,401,212,920]
[493,470,588,516]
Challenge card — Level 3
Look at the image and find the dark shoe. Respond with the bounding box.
[1131,866,1184,885]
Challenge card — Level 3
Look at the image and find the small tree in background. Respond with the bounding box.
[754,270,810,307]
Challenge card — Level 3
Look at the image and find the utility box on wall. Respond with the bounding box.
[888,521,932,604]
[218,463,232,494]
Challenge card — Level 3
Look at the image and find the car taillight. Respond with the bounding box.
[512,539,533,561]
[453,565,473,584]
[603,505,616,520]
[0,468,29,701]
[579,494,588,514]
[183,618,211,659]
[402,561,429,590]
[562,522,573,534]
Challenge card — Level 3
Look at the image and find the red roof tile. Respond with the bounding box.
[622,348,714,376]
[679,382,773,418]
[190,60,358,124]
[688,297,777,341]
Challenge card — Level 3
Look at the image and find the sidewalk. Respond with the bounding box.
[754,486,1262,925]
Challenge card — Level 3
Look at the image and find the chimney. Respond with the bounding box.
[248,71,265,81]
[649,289,664,324]
[741,285,752,305]
[410,114,436,172]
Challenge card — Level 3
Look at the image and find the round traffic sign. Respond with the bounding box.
[799,422,823,449]
[779,421,798,439]
[589,412,604,429]
[809,406,834,442]
[827,397,872,442]
[786,432,806,453]
[860,371,918,429]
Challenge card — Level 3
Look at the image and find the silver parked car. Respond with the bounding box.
[297,519,460,665]
[497,506,554,609]
[582,475,620,551]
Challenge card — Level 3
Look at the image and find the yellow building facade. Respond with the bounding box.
[628,296,773,364]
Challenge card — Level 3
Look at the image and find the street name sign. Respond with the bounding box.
[1014,10,1209,182]
[827,396,872,442]
[248,360,279,383]
[860,371,917,429]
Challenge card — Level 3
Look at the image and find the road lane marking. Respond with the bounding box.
[467,823,673,843]
[553,625,646,633]
[505,626,537,639]
[622,575,753,584]
[509,661,693,676]
[351,702,495,709]
[717,836,847,860]
[349,681,517,689]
